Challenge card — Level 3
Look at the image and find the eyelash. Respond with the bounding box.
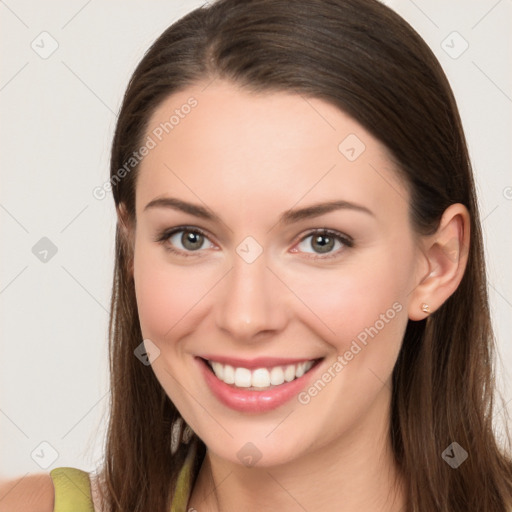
[154,226,354,260]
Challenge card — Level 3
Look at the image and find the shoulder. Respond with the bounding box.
[0,472,54,512]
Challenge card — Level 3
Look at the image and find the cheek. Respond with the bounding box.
[286,245,412,356]
[288,256,409,427]
[133,244,223,343]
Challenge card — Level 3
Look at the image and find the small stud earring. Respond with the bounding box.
[421,303,430,313]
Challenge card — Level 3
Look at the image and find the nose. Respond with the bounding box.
[215,249,289,343]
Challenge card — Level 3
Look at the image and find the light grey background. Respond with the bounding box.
[1,0,511,478]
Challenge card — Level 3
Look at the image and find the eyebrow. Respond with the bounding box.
[143,196,374,224]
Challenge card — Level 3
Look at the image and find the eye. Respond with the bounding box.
[292,229,353,259]
[155,226,353,260]
[155,226,215,257]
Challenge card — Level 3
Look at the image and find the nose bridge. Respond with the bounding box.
[215,241,285,341]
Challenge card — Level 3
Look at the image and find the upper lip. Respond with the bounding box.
[198,355,323,370]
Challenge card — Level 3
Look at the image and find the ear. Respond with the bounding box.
[116,201,135,277]
[408,203,470,321]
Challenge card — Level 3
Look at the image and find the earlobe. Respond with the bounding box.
[408,203,470,321]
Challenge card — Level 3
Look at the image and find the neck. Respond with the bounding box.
[188,386,405,512]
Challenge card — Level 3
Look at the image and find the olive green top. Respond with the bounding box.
[49,442,197,512]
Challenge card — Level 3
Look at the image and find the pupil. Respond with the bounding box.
[313,235,333,253]
[183,231,202,250]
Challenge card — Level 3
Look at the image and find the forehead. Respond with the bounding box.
[136,80,409,225]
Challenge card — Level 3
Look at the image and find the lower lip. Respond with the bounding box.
[196,357,323,413]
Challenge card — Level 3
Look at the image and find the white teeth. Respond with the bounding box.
[284,364,296,382]
[211,361,224,380]
[269,366,285,385]
[251,368,270,387]
[223,364,235,384]
[208,359,316,389]
[234,367,252,387]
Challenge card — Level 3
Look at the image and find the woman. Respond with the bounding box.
[2,0,511,510]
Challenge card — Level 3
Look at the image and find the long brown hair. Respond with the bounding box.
[98,0,512,510]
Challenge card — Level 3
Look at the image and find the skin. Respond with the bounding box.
[0,474,54,512]
[118,79,470,512]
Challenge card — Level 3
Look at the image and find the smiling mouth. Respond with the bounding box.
[200,357,324,390]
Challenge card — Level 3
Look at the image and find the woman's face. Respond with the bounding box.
[130,80,426,467]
